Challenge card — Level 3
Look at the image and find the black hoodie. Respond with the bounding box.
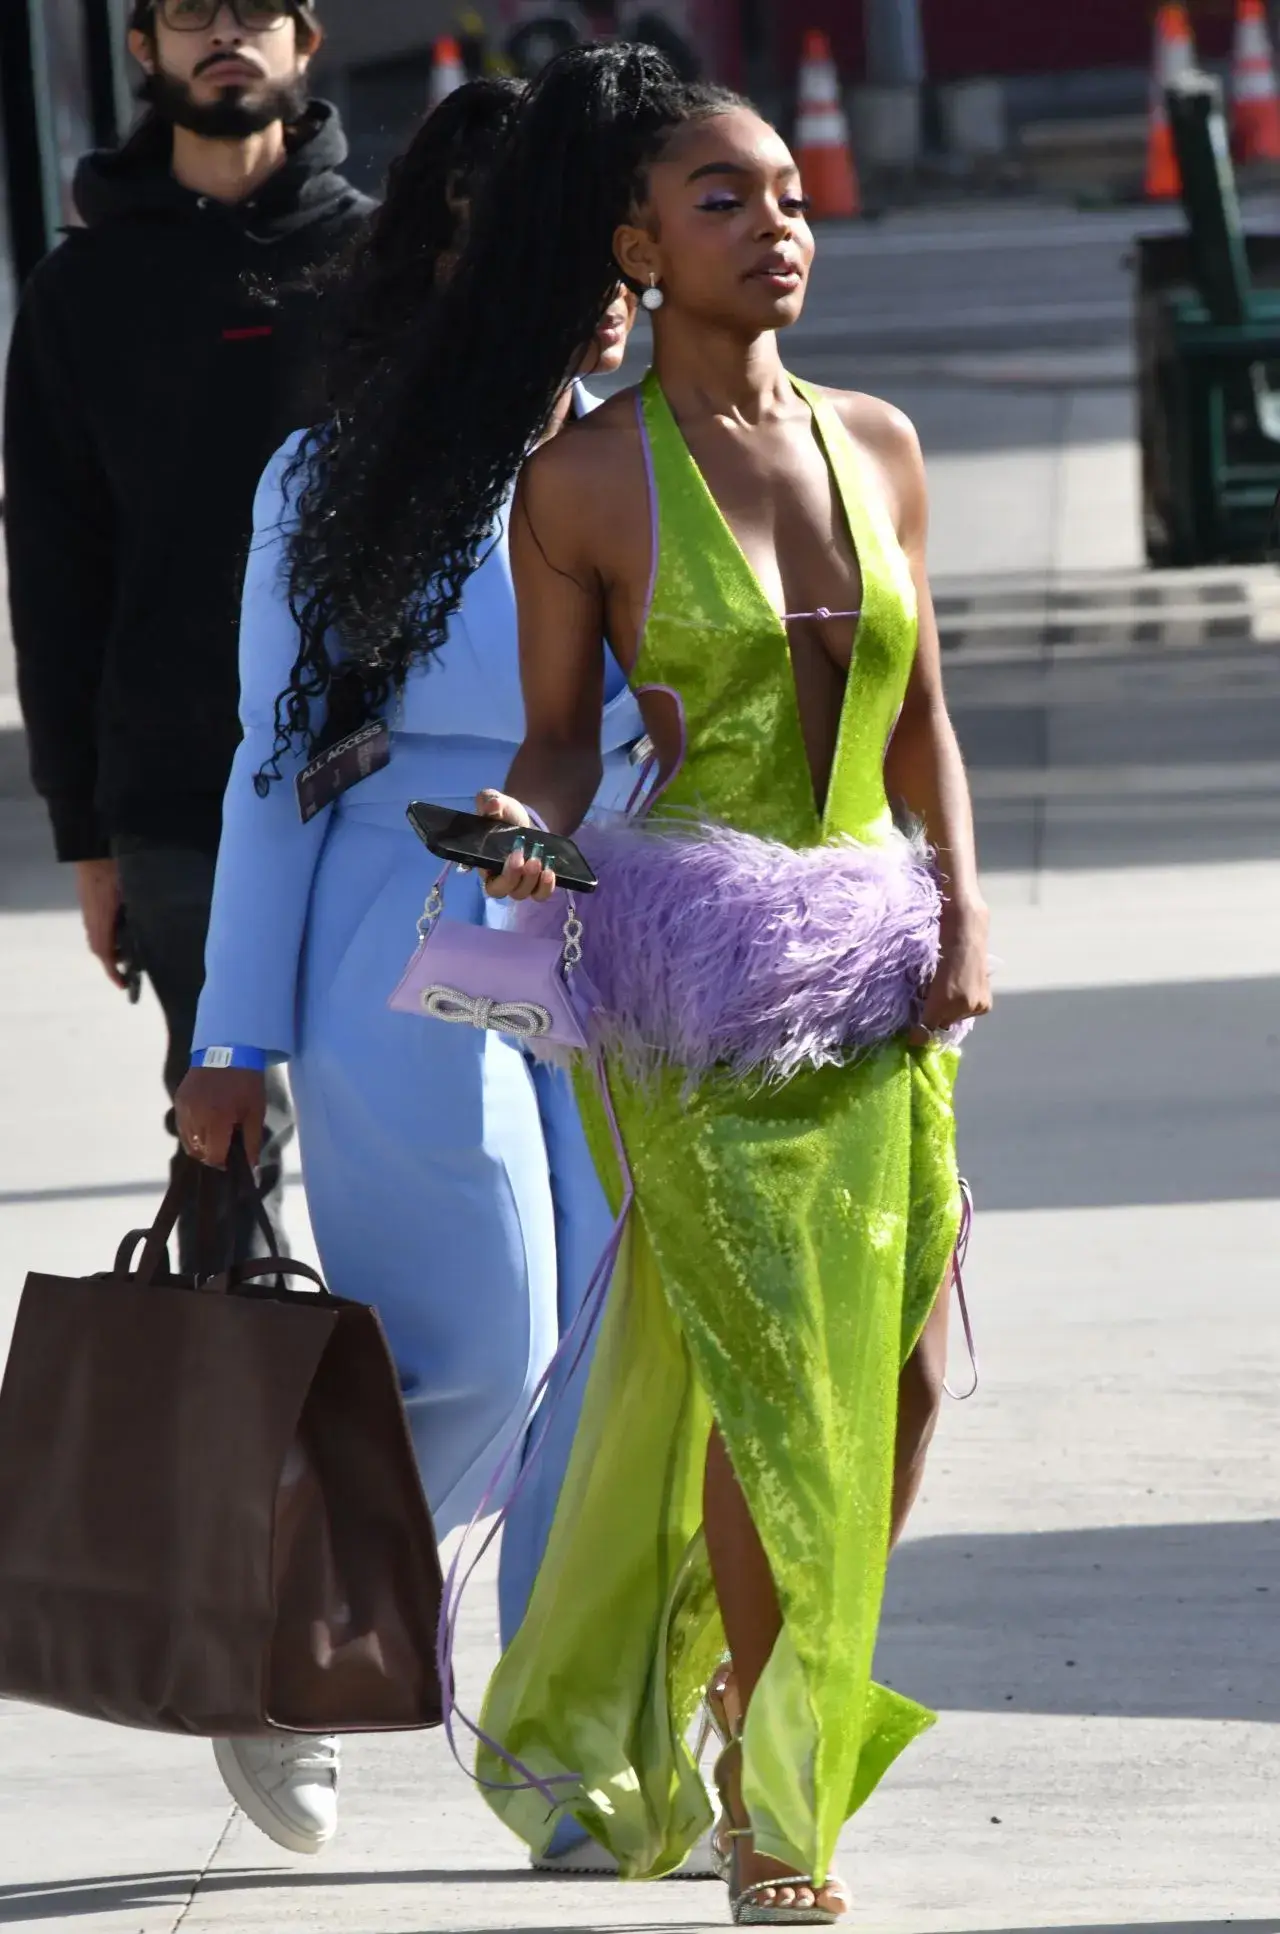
[3,102,373,861]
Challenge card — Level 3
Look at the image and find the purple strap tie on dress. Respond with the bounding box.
[943,1178,979,1401]
[782,605,860,623]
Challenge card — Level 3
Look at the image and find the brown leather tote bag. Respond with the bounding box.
[0,1147,443,1736]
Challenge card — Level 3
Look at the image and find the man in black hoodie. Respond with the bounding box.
[3,2,372,1263]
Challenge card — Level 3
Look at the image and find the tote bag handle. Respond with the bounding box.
[113,1133,278,1285]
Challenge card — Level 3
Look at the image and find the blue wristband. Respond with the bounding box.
[191,1045,269,1073]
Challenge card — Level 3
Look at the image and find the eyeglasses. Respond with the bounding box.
[154,0,296,31]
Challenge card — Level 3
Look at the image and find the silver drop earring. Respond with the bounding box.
[641,274,665,312]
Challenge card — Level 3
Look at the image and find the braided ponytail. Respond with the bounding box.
[273,43,743,765]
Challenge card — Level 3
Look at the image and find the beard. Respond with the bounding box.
[140,65,308,139]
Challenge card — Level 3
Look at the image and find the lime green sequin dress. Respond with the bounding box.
[478,371,963,1885]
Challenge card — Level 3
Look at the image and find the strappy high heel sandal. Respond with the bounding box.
[712,1739,845,1926]
[695,1663,739,1882]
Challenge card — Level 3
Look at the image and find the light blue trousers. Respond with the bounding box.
[288,797,612,1854]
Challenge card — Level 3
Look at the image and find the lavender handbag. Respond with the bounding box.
[388,862,596,1050]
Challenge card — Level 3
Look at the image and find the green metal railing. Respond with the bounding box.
[1139,69,1280,564]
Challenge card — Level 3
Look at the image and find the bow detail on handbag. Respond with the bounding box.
[419,989,559,1037]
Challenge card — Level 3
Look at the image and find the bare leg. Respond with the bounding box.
[702,1272,953,1914]
[891,1276,951,1546]
[703,1429,850,1917]
[703,1428,782,1711]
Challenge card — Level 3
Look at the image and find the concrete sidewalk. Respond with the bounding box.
[3,210,1280,1929]
[4,647,1279,1934]
[2,856,1277,1934]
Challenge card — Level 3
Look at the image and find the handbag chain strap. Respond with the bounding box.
[417,858,581,973]
[561,903,583,971]
[416,863,450,940]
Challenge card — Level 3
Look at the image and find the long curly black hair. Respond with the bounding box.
[255,76,524,785]
[270,43,742,775]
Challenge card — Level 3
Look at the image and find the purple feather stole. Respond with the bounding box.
[515,815,945,1086]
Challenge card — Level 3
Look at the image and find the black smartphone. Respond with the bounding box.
[113,906,143,1005]
[406,801,598,893]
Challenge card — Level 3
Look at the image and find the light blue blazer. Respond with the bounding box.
[195,393,643,1673]
[198,404,643,1057]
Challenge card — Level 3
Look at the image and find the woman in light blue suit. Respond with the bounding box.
[196,411,642,1532]
[175,84,659,1869]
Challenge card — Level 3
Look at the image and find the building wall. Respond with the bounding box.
[772,0,1236,86]
[317,0,459,69]
[922,0,1234,79]
[309,0,1244,117]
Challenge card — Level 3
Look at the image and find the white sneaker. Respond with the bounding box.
[213,1734,340,1855]
[532,1826,719,1879]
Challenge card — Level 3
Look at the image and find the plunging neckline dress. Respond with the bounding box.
[477,371,964,1886]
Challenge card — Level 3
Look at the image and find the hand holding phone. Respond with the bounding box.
[113,905,143,1004]
[406,798,597,894]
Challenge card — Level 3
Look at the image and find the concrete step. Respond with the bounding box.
[1016,113,1147,197]
[936,564,1280,655]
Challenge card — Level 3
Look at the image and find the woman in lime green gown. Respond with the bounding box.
[471,59,991,1922]
[475,343,976,1907]
[286,42,990,1925]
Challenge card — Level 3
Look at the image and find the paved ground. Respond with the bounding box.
[2,200,1279,1932]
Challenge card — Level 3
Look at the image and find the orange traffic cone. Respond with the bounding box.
[795,29,860,219]
[1146,3,1197,199]
[428,36,466,111]
[1232,0,1280,162]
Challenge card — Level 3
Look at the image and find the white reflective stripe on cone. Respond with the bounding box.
[1237,61,1277,99]
[797,110,850,147]
[799,63,839,105]
[1156,28,1195,82]
[1238,16,1273,53]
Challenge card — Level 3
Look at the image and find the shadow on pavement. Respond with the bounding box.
[0,790,74,914]
[0,1861,723,1927]
[880,1520,1280,1724]
[428,1927,1276,1934]
[0,1177,176,1208]
[0,1869,231,1924]
[0,1854,1274,1933]
[959,977,1280,1211]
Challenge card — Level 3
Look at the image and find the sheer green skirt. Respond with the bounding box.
[478,1039,962,1885]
